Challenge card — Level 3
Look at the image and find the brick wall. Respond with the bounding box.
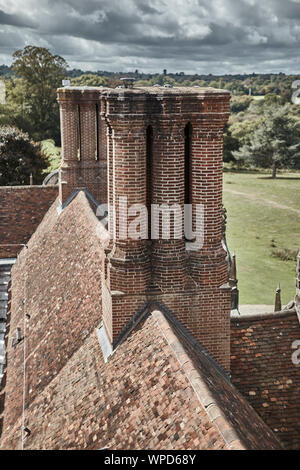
[231,311,300,449]
[107,288,231,370]
[58,88,107,205]
[58,87,230,369]
[104,88,231,371]
[57,86,232,371]
[0,186,58,258]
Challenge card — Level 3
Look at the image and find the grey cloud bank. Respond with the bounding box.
[0,0,300,74]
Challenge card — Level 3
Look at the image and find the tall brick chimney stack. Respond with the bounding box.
[57,85,232,370]
[57,87,107,205]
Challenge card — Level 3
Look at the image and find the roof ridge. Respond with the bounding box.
[95,300,281,450]
[151,309,244,450]
[150,305,282,450]
[231,308,297,322]
[59,188,101,213]
[113,302,150,349]
[153,301,231,383]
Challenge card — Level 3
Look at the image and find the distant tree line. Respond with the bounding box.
[223,93,300,176]
[0,46,300,185]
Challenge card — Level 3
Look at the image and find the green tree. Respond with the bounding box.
[230,96,252,113]
[40,139,61,173]
[264,93,279,105]
[70,74,109,87]
[233,105,300,177]
[0,126,48,185]
[0,78,33,131]
[12,45,68,143]
[223,124,240,163]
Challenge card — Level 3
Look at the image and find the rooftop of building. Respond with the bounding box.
[0,191,284,450]
[231,306,300,449]
[57,85,231,97]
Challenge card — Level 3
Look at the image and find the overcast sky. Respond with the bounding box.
[0,0,300,75]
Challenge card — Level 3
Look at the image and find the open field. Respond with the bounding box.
[223,170,300,306]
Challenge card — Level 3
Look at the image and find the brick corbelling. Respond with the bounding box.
[57,87,103,104]
[103,87,230,117]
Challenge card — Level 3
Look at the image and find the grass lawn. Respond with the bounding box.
[252,95,265,101]
[223,170,300,305]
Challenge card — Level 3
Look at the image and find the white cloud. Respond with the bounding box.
[0,0,299,74]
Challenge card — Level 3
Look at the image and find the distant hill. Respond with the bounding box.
[1,65,299,99]
[0,64,297,81]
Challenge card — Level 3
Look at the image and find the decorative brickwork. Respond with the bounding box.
[57,86,232,371]
[231,310,300,449]
[57,88,107,205]
[0,186,58,258]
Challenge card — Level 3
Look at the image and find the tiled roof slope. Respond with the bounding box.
[0,191,281,450]
[0,260,15,386]
[0,192,108,446]
[155,307,281,450]
[1,311,226,450]
[1,308,281,450]
[231,311,300,450]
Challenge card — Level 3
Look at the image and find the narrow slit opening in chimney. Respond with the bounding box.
[77,104,81,161]
[146,125,153,240]
[96,103,100,161]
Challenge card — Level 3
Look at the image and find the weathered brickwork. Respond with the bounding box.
[107,288,231,369]
[57,86,232,370]
[231,311,300,450]
[0,186,58,258]
[58,88,107,205]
